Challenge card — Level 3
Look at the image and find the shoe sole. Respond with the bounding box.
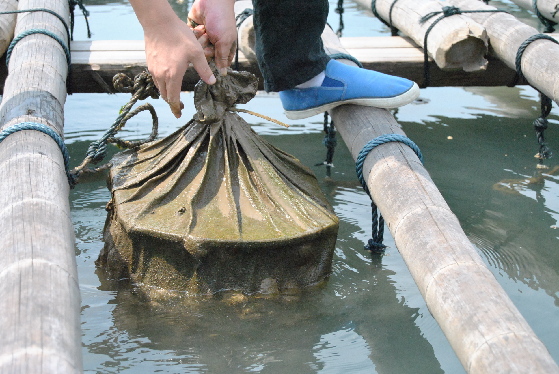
[284,83,420,120]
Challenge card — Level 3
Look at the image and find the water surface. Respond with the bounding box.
[67,1,559,372]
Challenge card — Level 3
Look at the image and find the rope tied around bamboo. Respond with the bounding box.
[533,0,557,33]
[356,134,424,252]
[419,6,509,87]
[514,33,559,163]
[371,0,401,36]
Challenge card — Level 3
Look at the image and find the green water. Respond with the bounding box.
[66,1,559,372]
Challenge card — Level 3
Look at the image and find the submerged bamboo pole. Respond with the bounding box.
[352,0,488,72]
[0,0,82,373]
[509,0,559,27]
[0,0,17,56]
[320,25,558,373]
[446,0,559,104]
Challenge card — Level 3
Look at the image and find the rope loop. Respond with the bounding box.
[0,122,74,186]
[6,28,71,67]
[356,134,423,252]
[515,33,559,82]
[533,0,557,33]
[71,71,161,185]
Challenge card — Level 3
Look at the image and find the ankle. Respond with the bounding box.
[295,71,326,89]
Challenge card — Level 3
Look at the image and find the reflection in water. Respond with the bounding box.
[72,130,448,373]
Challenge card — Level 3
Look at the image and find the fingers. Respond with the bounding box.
[214,39,236,76]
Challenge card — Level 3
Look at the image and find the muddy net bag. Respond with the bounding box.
[97,69,339,297]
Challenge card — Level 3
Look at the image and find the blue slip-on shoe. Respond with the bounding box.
[279,59,420,120]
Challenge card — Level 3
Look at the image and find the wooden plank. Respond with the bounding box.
[57,36,517,93]
[352,0,488,72]
[321,26,559,374]
[0,0,82,372]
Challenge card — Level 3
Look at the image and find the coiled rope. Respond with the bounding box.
[356,134,423,252]
[70,71,161,185]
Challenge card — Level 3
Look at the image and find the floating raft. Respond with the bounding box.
[0,35,527,95]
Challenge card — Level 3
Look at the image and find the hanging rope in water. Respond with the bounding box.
[70,71,161,185]
[0,122,73,185]
[68,0,91,40]
[371,0,401,36]
[532,0,557,33]
[419,6,509,88]
[316,113,337,177]
[514,33,559,163]
[356,134,424,252]
[335,0,345,37]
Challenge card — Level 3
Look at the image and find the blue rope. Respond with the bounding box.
[0,122,73,186]
[0,8,71,43]
[356,134,423,252]
[6,28,71,66]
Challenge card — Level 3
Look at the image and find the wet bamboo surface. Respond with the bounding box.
[0,0,82,373]
[321,23,559,374]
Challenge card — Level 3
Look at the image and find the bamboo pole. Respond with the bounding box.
[445,0,559,105]
[0,0,17,57]
[0,0,82,372]
[509,0,559,27]
[351,0,488,72]
[319,24,558,373]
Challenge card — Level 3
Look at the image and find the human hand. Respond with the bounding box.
[188,0,237,76]
[131,0,221,118]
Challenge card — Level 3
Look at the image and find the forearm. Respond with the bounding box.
[129,0,181,30]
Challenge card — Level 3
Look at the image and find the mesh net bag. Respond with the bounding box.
[96,69,339,297]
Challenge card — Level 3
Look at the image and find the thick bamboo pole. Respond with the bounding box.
[445,0,559,104]
[351,0,488,72]
[0,0,17,56]
[321,25,558,374]
[509,0,559,27]
[0,0,82,373]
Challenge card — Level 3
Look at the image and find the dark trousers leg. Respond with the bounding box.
[251,0,330,92]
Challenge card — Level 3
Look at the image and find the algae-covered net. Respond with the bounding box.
[97,69,339,297]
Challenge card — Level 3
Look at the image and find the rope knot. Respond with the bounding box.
[113,71,159,100]
[443,6,462,17]
[534,116,548,132]
[420,6,462,24]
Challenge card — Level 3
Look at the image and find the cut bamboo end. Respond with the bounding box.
[354,0,489,72]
